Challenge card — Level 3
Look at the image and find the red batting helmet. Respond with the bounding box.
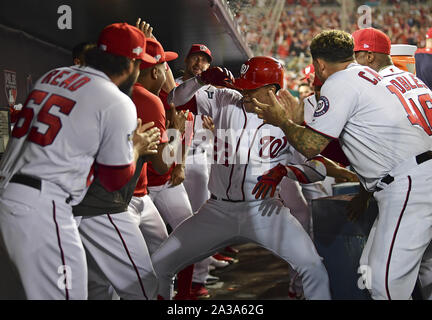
[232,56,284,91]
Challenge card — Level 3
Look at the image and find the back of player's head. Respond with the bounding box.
[84,46,133,77]
[352,28,391,55]
[310,30,354,63]
[72,42,93,60]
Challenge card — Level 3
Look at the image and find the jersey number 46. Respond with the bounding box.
[387,84,432,136]
[12,90,76,146]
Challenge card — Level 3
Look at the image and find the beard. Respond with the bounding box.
[119,70,138,97]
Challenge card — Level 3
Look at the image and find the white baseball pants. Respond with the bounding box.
[359,159,432,300]
[151,197,331,300]
[0,181,87,299]
[78,212,158,300]
[148,181,211,282]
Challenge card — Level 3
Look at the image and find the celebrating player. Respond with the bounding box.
[253,29,432,300]
[0,23,160,299]
[151,56,332,300]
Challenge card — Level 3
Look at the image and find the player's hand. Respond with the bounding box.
[170,164,185,187]
[168,103,188,134]
[334,170,359,183]
[133,120,161,156]
[198,67,234,88]
[252,164,287,200]
[202,115,215,132]
[278,89,303,125]
[252,90,290,127]
[135,18,156,39]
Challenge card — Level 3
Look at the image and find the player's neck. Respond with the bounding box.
[326,60,354,79]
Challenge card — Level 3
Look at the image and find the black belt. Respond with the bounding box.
[210,194,243,203]
[10,174,41,190]
[9,174,72,204]
[375,151,432,192]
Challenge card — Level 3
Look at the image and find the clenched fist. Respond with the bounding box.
[198,67,234,88]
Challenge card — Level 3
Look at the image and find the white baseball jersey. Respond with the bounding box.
[0,66,137,200]
[303,94,317,124]
[171,80,325,201]
[307,63,432,191]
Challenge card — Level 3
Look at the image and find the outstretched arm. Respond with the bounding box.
[252,157,327,199]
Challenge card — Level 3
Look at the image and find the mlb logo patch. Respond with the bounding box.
[314,96,330,117]
[132,46,143,56]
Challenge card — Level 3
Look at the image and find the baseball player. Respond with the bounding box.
[254,30,432,300]
[172,44,238,271]
[151,56,332,300]
[172,44,213,214]
[351,27,432,300]
[73,23,189,299]
[129,21,214,299]
[0,23,160,299]
[159,42,225,297]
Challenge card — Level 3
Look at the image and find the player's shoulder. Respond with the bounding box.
[378,65,404,77]
[215,87,242,99]
[132,83,164,108]
[324,63,373,90]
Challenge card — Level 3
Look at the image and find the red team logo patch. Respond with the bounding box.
[314,96,330,117]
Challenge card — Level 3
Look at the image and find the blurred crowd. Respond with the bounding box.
[228,0,432,92]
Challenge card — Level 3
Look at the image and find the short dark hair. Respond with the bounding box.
[310,30,354,63]
[84,46,132,77]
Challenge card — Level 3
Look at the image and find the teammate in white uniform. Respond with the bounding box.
[0,23,160,299]
[151,56,331,300]
[254,30,432,300]
[169,44,222,296]
[351,27,432,300]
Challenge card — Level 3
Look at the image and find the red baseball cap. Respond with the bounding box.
[426,27,432,39]
[187,44,212,62]
[140,38,179,70]
[97,23,157,64]
[301,64,314,81]
[352,28,391,55]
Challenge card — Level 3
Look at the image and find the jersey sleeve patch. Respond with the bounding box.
[314,96,330,117]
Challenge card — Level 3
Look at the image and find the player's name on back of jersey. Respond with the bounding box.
[40,69,91,92]
[360,68,427,92]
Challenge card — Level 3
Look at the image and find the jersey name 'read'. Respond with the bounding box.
[308,63,432,190]
[0,66,137,201]
[195,88,308,201]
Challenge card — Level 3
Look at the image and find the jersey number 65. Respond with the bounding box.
[12,90,76,146]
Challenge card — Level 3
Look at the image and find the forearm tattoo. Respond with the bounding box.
[281,120,331,158]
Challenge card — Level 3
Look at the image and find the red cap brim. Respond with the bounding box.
[164,51,178,62]
[142,52,157,64]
